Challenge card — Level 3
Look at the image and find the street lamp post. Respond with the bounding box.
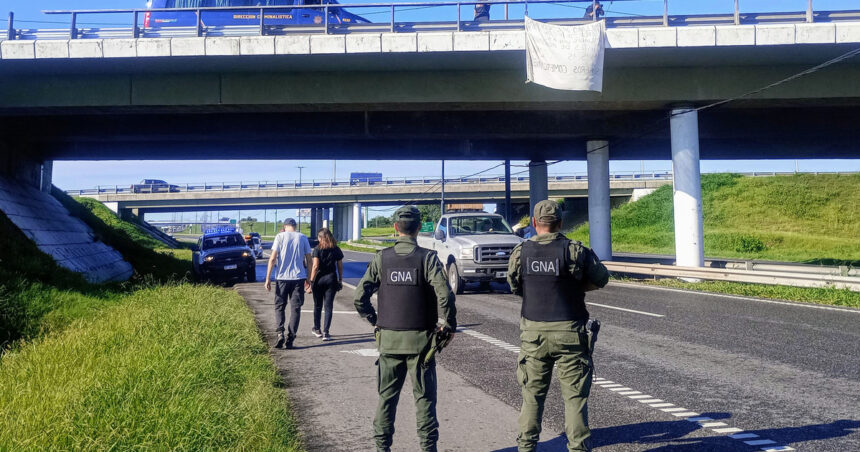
[297,166,305,186]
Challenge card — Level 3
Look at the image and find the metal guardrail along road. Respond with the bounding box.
[605,261,860,292]
[4,0,860,41]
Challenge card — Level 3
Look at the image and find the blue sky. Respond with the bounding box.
[5,1,859,220]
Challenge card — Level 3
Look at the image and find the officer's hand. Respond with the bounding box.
[264,279,272,292]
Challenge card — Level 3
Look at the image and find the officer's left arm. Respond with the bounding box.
[353,252,381,325]
[571,244,610,291]
[425,251,457,330]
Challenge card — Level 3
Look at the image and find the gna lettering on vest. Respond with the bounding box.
[386,268,418,285]
[527,258,560,276]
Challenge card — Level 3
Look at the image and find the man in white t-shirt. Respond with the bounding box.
[265,218,312,349]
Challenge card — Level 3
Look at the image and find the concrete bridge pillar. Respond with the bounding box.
[352,203,362,241]
[528,160,548,220]
[309,208,323,237]
[333,205,348,242]
[587,140,612,261]
[670,107,705,268]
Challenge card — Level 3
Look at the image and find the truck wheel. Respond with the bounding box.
[448,264,464,295]
[246,266,257,283]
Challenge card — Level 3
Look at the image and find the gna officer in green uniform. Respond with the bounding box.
[354,205,457,452]
[507,200,610,452]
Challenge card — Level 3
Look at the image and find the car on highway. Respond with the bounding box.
[245,232,263,259]
[417,211,522,294]
[193,227,256,283]
[131,179,180,193]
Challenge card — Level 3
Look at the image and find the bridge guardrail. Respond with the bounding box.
[70,171,675,196]
[5,1,860,41]
[65,171,858,197]
[605,261,860,292]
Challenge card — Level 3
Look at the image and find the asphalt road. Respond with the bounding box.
[245,248,859,451]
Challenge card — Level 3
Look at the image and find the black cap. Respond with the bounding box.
[283,218,297,227]
[393,205,421,226]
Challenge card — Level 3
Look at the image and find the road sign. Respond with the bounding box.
[420,222,434,233]
[298,208,312,217]
[229,219,237,225]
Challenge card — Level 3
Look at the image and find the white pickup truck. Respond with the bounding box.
[417,211,523,294]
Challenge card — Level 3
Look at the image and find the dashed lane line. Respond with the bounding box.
[458,326,795,451]
[610,281,860,314]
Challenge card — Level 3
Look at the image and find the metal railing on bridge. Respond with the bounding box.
[67,171,674,196]
[5,0,860,41]
[65,171,858,197]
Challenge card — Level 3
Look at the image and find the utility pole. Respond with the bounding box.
[440,160,446,214]
[504,160,512,224]
[332,160,337,183]
[297,166,305,186]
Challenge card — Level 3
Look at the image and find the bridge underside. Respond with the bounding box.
[2,105,860,161]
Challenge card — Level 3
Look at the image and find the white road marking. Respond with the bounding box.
[650,403,675,408]
[701,422,728,428]
[745,439,777,446]
[660,407,686,412]
[762,446,795,451]
[608,387,632,392]
[599,383,623,388]
[610,281,860,314]
[639,399,663,404]
[619,390,641,395]
[671,411,699,417]
[687,417,713,422]
[628,394,653,399]
[729,433,759,440]
[713,427,744,434]
[588,302,665,318]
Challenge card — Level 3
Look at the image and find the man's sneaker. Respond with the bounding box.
[322,333,332,342]
[275,334,285,349]
[311,328,323,338]
[285,338,295,350]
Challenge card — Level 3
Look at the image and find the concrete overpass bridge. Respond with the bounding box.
[2,0,860,267]
[71,173,672,241]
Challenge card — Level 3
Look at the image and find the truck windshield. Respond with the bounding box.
[203,234,245,250]
[449,216,513,236]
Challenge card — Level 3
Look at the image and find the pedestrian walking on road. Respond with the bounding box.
[354,205,457,452]
[264,218,312,350]
[307,227,344,341]
[507,200,610,452]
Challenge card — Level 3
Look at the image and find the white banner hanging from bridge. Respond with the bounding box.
[525,16,605,91]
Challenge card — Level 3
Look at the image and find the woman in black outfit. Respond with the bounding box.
[307,228,344,341]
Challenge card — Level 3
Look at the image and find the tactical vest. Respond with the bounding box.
[377,246,438,331]
[520,238,588,322]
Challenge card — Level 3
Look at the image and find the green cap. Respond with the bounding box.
[534,199,561,223]
[394,205,421,225]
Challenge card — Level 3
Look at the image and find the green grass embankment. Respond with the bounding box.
[569,173,860,265]
[0,196,303,450]
[0,284,301,451]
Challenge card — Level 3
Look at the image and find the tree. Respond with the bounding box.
[370,215,393,227]
[417,204,441,225]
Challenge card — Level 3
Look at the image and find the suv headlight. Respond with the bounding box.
[242,251,251,258]
[459,247,475,261]
[204,256,214,262]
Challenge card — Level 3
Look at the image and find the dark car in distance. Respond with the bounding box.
[131,179,180,193]
[193,228,256,283]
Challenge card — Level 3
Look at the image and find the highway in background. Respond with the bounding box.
[248,248,860,450]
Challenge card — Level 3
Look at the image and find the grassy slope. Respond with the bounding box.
[569,173,860,265]
[0,284,301,451]
[1,197,303,450]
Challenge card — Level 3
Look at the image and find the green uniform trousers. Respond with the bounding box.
[374,353,438,452]
[517,329,593,452]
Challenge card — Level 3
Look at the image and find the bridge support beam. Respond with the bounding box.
[310,208,323,237]
[352,203,362,241]
[587,140,612,261]
[528,160,548,219]
[670,107,705,268]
